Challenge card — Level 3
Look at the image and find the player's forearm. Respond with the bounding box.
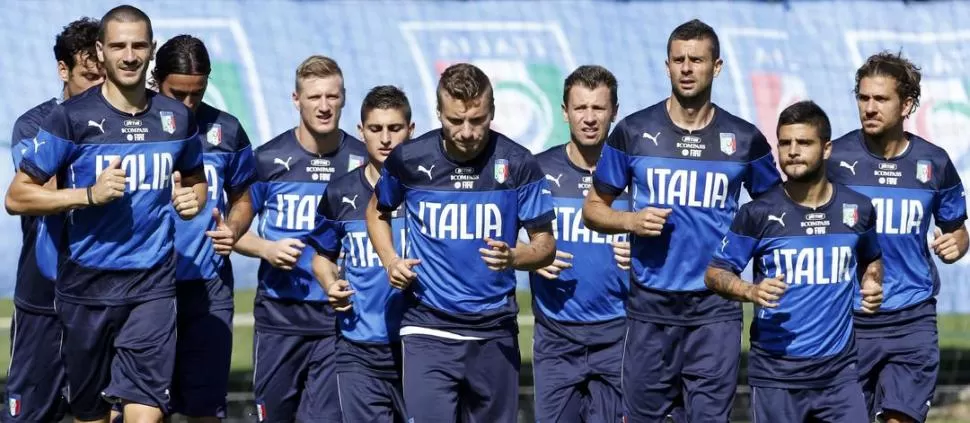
[582,195,630,235]
[704,267,753,302]
[233,231,272,259]
[5,179,88,216]
[512,228,556,271]
[312,253,339,291]
[226,189,255,242]
[366,196,398,266]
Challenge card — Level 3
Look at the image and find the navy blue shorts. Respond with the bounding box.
[622,319,741,423]
[170,279,233,418]
[857,329,938,422]
[533,321,623,423]
[401,334,519,423]
[751,381,868,423]
[57,298,177,420]
[2,307,67,423]
[336,372,406,423]
[252,331,339,423]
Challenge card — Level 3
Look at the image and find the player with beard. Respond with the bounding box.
[583,19,782,422]
[828,52,969,423]
[367,63,556,423]
[706,100,884,422]
[6,5,208,423]
[5,17,103,423]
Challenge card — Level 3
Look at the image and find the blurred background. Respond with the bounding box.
[2,0,970,421]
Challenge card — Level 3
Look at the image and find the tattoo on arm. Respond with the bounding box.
[706,267,751,302]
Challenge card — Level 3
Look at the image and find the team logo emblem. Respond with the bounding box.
[842,204,859,227]
[206,124,222,146]
[719,132,737,155]
[8,395,20,417]
[348,154,365,171]
[494,159,509,184]
[916,160,933,183]
[160,111,176,134]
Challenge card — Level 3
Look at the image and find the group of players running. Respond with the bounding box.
[2,3,968,423]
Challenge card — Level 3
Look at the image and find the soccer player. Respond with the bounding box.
[309,85,414,422]
[153,35,257,423]
[5,17,103,423]
[582,19,783,422]
[233,55,366,423]
[530,65,629,422]
[828,52,969,423]
[366,63,556,423]
[705,100,884,422]
[4,5,208,423]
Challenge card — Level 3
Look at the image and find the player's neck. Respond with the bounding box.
[863,127,909,159]
[666,94,714,132]
[364,161,382,188]
[60,84,69,102]
[566,141,600,171]
[101,81,148,115]
[442,139,483,163]
[295,124,342,156]
[784,176,832,210]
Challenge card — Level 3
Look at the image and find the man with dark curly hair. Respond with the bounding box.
[4,16,103,423]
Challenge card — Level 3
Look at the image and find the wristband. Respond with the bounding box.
[86,186,94,206]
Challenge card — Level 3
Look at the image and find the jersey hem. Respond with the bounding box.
[54,288,176,306]
[625,309,742,326]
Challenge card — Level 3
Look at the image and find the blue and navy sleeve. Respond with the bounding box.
[10,118,35,169]
[20,105,76,183]
[592,121,631,197]
[308,187,344,261]
[709,204,760,274]
[176,115,204,174]
[744,130,782,198]
[934,157,967,233]
[516,153,555,229]
[857,203,882,264]
[375,145,406,212]
[226,127,257,195]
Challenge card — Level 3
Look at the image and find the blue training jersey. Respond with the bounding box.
[250,129,366,335]
[375,129,555,338]
[10,98,59,314]
[828,130,967,334]
[308,166,406,377]
[20,85,203,305]
[711,184,881,388]
[531,144,629,345]
[592,100,782,325]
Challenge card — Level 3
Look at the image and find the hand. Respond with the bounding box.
[171,171,201,219]
[385,256,421,290]
[90,158,125,205]
[260,238,306,271]
[535,250,573,279]
[480,237,515,271]
[931,228,961,262]
[625,207,672,237]
[205,208,235,256]
[859,278,883,314]
[612,240,631,270]
[327,279,355,312]
[745,274,787,308]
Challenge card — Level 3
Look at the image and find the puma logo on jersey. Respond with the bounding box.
[839,160,858,176]
[545,173,563,187]
[274,157,292,171]
[768,212,786,227]
[31,137,46,153]
[721,236,729,252]
[417,164,435,180]
[87,118,106,134]
[342,194,358,210]
[642,131,661,146]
